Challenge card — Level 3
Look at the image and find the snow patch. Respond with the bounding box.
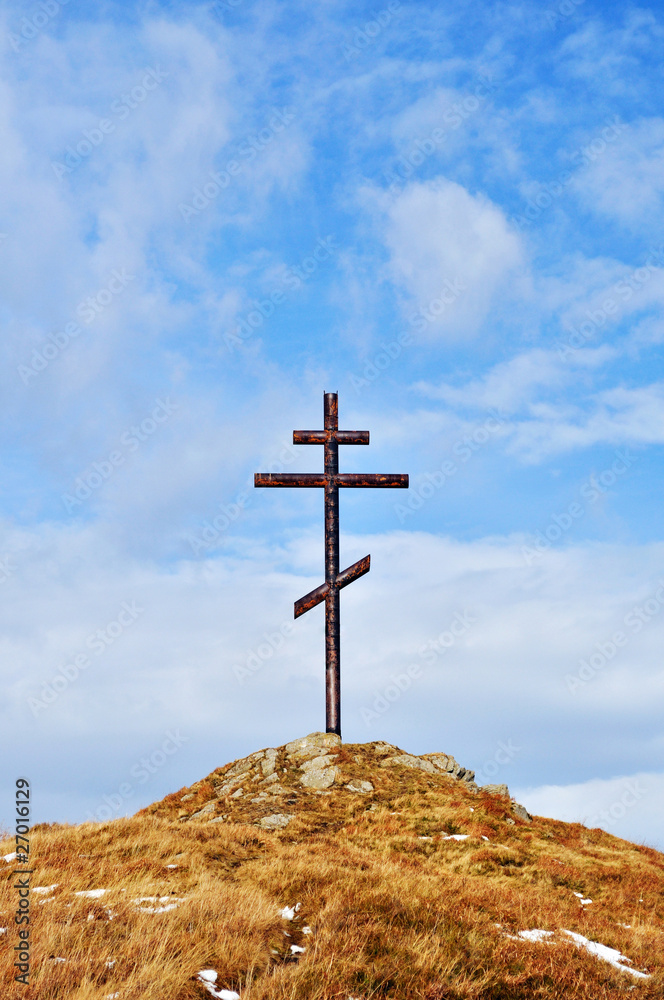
[519,929,554,943]
[74,889,107,898]
[197,969,240,999]
[562,929,649,979]
[510,927,650,978]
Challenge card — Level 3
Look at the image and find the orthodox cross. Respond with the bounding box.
[255,391,408,737]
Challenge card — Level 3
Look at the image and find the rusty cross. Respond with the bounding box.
[255,391,408,737]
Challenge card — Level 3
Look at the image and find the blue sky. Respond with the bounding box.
[2,0,664,849]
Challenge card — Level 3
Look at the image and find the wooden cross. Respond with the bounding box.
[255,391,408,737]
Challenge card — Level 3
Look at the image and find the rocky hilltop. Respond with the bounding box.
[3,735,662,999]
[140,731,531,831]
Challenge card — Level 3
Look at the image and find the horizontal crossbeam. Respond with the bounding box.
[293,430,369,445]
[337,473,409,488]
[254,472,408,488]
[294,554,371,619]
[255,473,326,488]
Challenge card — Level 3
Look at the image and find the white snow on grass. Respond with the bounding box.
[510,927,650,978]
[166,863,178,868]
[443,834,469,841]
[197,969,240,999]
[302,926,312,935]
[0,928,7,934]
[290,944,306,954]
[74,889,107,898]
[572,892,592,905]
[132,895,183,914]
[518,929,554,943]
[33,884,59,894]
[561,929,650,978]
[3,852,16,862]
[280,903,300,920]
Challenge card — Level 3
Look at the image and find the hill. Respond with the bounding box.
[1,732,662,999]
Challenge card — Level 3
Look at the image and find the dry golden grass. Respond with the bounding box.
[2,739,662,999]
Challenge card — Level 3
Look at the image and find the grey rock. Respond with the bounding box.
[215,779,242,798]
[180,793,194,801]
[285,732,341,759]
[231,787,244,799]
[423,753,475,782]
[224,759,255,781]
[300,753,337,771]
[256,813,292,830]
[300,766,337,790]
[189,801,216,820]
[261,773,279,785]
[261,750,278,777]
[371,742,399,755]
[209,815,228,824]
[483,784,510,799]
[506,817,516,825]
[266,783,289,795]
[345,780,374,793]
[512,802,532,823]
[299,753,339,790]
[379,754,437,774]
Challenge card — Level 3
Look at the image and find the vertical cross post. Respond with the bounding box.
[255,391,408,738]
[324,393,341,734]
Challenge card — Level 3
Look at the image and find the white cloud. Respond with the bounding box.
[513,772,664,851]
[3,521,664,830]
[365,178,525,339]
[572,117,664,227]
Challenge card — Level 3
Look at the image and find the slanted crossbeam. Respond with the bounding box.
[255,392,408,737]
